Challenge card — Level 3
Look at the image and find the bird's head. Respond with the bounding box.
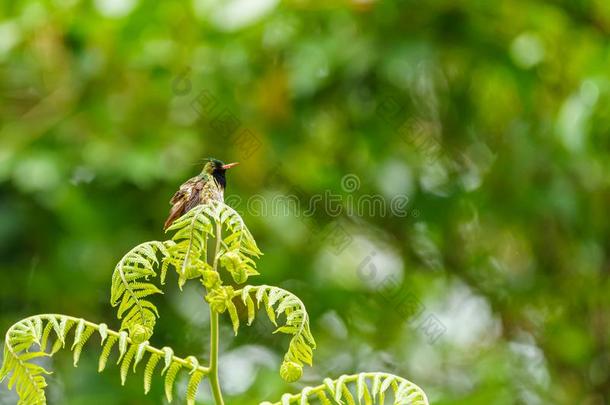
[201,158,239,189]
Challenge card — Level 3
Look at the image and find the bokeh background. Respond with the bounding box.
[1,0,610,404]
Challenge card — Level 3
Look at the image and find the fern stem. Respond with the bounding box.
[208,220,225,405]
[209,310,224,405]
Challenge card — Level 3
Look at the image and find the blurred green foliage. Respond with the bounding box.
[1,0,610,404]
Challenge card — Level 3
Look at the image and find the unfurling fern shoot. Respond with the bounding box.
[1,159,429,404]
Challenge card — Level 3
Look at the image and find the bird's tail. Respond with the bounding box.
[163,204,183,231]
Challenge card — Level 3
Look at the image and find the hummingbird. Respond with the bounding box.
[163,158,239,230]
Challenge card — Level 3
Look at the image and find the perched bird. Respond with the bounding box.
[163,158,239,230]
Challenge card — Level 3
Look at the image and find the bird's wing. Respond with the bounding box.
[164,178,205,230]
[183,181,204,212]
[169,176,198,205]
[169,190,185,205]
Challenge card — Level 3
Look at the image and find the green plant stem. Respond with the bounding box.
[208,219,225,405]
[208,310,223,405]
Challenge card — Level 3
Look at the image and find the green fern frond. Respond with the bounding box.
[212,202,262,279]
[231,285,316,382]
[110,241,172,343]
[0,314,209,404]
[163,205,214,287]
[259,372,429,405]
[163,202,262,288]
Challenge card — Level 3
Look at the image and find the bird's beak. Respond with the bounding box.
[222,162,239,170]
